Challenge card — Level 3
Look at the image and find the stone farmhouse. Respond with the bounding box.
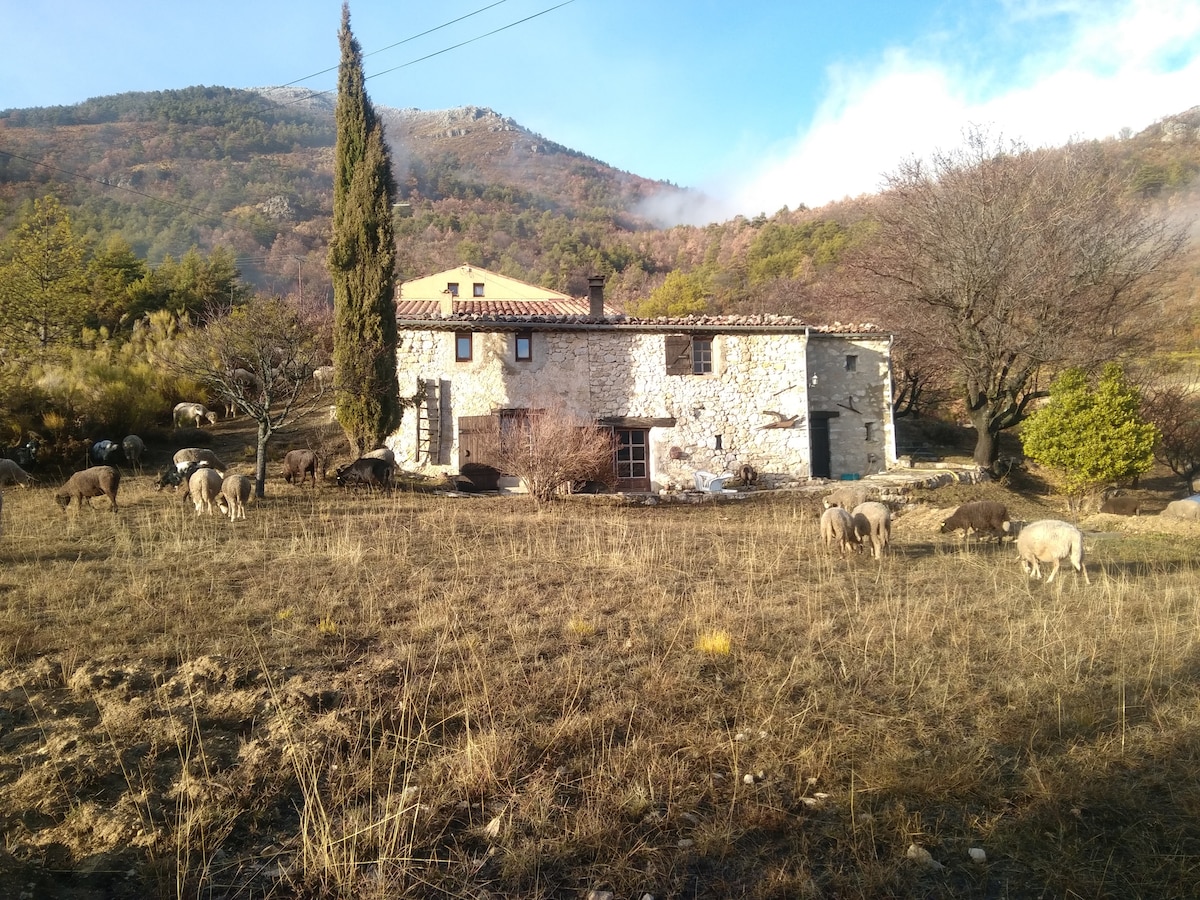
[390,265,896,492]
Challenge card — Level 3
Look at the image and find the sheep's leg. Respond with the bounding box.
[1045,559,1061,583]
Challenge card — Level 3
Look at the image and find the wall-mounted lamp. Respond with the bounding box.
[810,375,819,387]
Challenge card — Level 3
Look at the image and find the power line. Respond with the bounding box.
[279,0,512,89]
[368,0,575,83]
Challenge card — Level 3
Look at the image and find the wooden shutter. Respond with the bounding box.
[458,414,501,468]
[665,335,693,375]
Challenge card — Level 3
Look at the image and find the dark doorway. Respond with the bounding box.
[810,416,832,479]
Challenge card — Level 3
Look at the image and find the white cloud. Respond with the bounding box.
[718,0,1200,218]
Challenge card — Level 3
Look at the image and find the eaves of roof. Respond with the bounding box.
[394,312,886,337]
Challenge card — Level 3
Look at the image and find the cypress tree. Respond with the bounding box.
[328,2,401,457]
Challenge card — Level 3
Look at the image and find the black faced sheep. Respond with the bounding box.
[88,439,124,466]
[0,459,33,488]
[185,467,225,515]
[1017,519,1090,584]
[820,505,859,556]
[217,474,253,521]
[940,501,1012,541]
[55,466,121,512]
[1099,495,1141,516]
[335,457,393,491]
[2,439,38,469]
[283,449,320,486]
[851,501,892,559]
[173,402,219,428]
[172,448,227,475]
[121,435,145,471]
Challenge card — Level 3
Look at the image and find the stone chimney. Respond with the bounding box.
[587,275,606,319]
[439,289,454,317]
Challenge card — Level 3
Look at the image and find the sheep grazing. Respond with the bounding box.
[55,466,121,512]
[362,446,396,468]
[940,500,1012,541]
[335,457,393,491]
[154,468,186,492]
[0,458,33,488]
[217,474,253,521]
[851,501,892,559]
[1017,519,1090,584]
[1162,498,1200,520]
[820,505,859,556]
[283,449,320,486]
[172,448,227,475]
[173,401,219,428]
[185,467,225,515]
[1099,495,1141,516]
[824,484,869,512]
[121,435,146,472]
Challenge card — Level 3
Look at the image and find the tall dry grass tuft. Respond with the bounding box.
[2,479,1200,897]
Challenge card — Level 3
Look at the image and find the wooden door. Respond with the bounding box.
[614,428,650,492]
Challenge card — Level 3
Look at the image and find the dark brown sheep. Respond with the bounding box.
[335,457,393,491]
[55,466,121,512]
[1099,496,1141,516]
[283,449,320,486]
[939,500,1011,540]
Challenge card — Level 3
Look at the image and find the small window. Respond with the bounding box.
[692,337,713,375]
[455,332,473,362]
[446,282,459,297]
[864,422,874,441]
[515,331,532,362]
[473,282,485,297]
[845,354,858,372]
[666,334,714,376]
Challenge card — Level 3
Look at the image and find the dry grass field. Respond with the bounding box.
[2,432,1200,899]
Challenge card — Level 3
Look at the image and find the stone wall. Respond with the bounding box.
[392,327,894,490]
[805,337,894,478]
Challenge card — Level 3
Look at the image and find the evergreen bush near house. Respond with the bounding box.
[1020,364,1158,507]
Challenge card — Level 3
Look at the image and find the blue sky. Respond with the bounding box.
[2,0,1198,222]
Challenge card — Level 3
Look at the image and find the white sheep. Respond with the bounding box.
[313,365,335,393]
[362,447,396,468]
[185,467,225,516]
[820,505,859,556]
[1162,499,1200,520]
[172,448,227,475]
[217,474,253,521]
[1017,519,1090,584]
[0,458,34,488]
[173,401,219,428]
[851,501,892,559]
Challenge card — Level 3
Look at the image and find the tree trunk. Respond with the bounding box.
[968,407,1000,468]
[255,420,272,499]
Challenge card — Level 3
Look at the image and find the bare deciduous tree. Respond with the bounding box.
[1143,382,1200,491]
[166,298,328,497]
[482,402,616,503]
[855,128,1186,467]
